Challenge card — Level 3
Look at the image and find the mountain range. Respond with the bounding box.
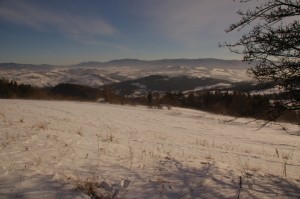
[0,58,254,89]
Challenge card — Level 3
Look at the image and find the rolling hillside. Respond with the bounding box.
[0,58,254,88]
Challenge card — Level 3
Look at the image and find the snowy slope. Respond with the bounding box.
[0,99,299,198]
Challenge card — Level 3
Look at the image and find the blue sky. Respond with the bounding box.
[0,0,253,65]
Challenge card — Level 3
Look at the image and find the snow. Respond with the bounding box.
[194,83,232,91]
[195,66,208,70]
[251,86,285,95]
[209,68,250,82]
[0,99,299,198]
[0,64,252,88]
[131,83,147,89]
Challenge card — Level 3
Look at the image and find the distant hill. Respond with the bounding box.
[108,75,233,96]
[75,58,253,69]
[0,58,254,87]
[107,74,281,96]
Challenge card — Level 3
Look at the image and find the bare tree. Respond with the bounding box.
[223,0,300,115]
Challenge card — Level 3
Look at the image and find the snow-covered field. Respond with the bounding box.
[0,99,299,198]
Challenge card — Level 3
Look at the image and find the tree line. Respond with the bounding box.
[0,78,102,101]
[145,90,298,123]
[1,77,298,124]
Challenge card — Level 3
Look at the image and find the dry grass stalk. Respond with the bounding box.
[0,112,9,138]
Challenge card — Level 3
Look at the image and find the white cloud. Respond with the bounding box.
[0,1,118,41]
[78,37,130,52]
[143,0,246,47]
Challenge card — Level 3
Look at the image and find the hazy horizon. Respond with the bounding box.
[0,57,248,66]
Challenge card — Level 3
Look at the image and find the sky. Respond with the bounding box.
[0,0,256,65]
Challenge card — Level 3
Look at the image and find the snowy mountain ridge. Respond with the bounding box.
[0,58,254,87]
